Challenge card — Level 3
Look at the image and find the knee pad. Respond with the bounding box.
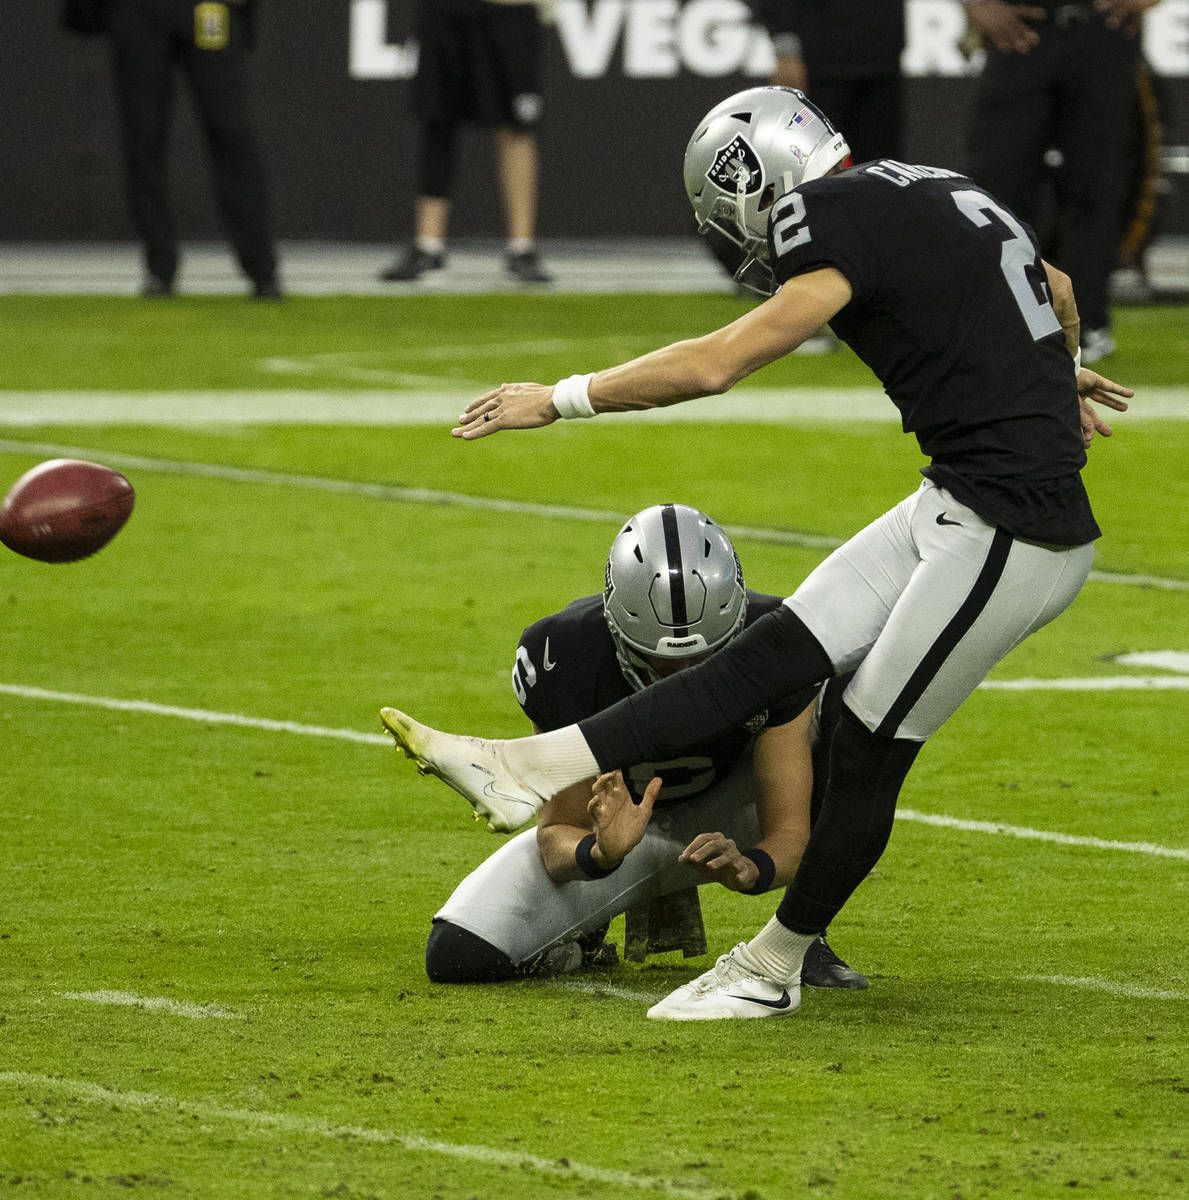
[425,920,518,984]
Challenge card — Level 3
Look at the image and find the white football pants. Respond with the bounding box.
[434,758,762,966]
[786,479,1094,741]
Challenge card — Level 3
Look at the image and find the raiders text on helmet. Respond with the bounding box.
[683,86,850,294]
[603,503,747,692]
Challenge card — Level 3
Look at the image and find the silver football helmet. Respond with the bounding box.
[684,86,850,295]
[604,504,747,692]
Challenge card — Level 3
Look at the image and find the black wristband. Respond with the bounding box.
[741,848,776,894]
[575,833,620,878]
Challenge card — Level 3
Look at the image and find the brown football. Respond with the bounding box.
[0,459,135,563]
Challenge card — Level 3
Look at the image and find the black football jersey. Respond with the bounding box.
[512,592,816,808]
[768,161,1099,545]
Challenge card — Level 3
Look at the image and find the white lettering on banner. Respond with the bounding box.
[744,17,777,77]
[1145,1,1189,76]
[349,0,416,80]
[560,0,767,80]
[625,0,680,78]
[348,0,1188,81]
[681,0,765,78]
[555,0,627,78]
[903,0,978,78]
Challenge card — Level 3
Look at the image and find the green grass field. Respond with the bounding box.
[0,294,1186,1199]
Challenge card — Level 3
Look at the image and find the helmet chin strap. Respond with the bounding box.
[725,165,797,297]
[731,168,754,244]
[735,167,797,259]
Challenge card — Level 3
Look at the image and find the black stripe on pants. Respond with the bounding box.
[874,527,1014,738]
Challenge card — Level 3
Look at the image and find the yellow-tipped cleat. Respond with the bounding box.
[379,707,542,833]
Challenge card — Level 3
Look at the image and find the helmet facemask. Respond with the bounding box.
[697,177,790,296]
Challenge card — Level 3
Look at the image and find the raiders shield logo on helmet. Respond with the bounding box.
[706,135,763,195]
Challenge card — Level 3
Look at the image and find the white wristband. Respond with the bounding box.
[551,372,597,419]
[1073,347,1082,372]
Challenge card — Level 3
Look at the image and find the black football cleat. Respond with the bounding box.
[379,246,445,282]
[505,248,554,284]
[140,275,174,299]
[800,935,868,990]
[252,277,283,301]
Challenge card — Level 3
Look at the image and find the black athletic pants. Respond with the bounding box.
[965,12,1138,331]
[107,0,277,286]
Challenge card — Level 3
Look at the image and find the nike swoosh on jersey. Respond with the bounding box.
[542,637,556,670]
[936,512,963,526]
[728,989,794,1010]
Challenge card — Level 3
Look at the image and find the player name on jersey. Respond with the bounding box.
[864,160,964,188]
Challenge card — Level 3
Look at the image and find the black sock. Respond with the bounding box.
[808,673,850,827]
[580,604,833,769]
[777,705,922,933]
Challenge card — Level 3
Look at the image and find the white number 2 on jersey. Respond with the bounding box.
[770,192,812,255]
[952,190,1061,342]
[512,644,536,705]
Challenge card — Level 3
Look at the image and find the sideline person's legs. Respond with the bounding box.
[108,3,178,286]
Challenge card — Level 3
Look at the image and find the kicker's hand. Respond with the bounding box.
[453,383,560,439]
[587,771,659,864]
[679,832,756,892]
[1076,368,1133,446]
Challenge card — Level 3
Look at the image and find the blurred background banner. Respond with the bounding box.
[5,0,1187,242]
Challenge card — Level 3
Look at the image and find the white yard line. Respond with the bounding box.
[1,437,1187,583]
[0,1072,718,1199]
[59,990,243,1020]
[4,682,1187,862]
[549,979,662,1004]
[1112,650,1189,672]
[0,389,893,426]
[895,809,1189,861]
[0,388,902,425]
[0,683,389,745]
[560,975,1189,1004]
[980,676,1189,690]
[1022,975,1188,1001]
[0,438,851,553]
[0,387,1187,426]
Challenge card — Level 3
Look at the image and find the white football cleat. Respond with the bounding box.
[380,708,543,833]
[646,942,801,1021]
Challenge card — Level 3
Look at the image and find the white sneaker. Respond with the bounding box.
[379,708,543,833]
[1080,327,1117,366]
[646,942,801,1021]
